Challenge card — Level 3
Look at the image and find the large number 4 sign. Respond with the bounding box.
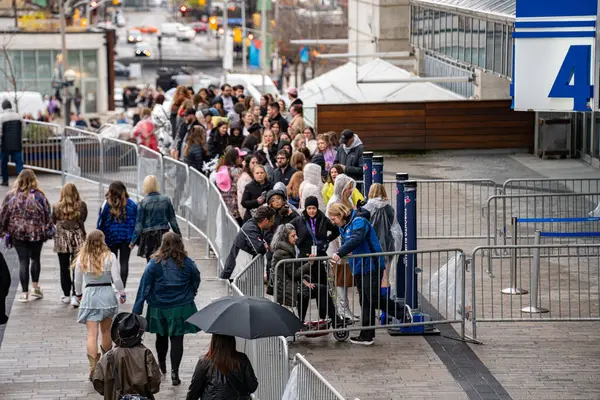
[548,45,594,111]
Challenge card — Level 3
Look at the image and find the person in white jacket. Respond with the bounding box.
[326,173,360,321]
[151,95,172,155]
[299,163,324,212]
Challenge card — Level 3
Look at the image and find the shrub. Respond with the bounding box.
[24,123,56,142]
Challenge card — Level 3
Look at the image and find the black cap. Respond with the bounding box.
[304,196,319,209]
[248,123,262,133]
[340,129,354,144]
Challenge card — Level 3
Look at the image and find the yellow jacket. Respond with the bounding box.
[321,183,364,206]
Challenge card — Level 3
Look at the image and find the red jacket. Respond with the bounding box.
[133,119,158,151]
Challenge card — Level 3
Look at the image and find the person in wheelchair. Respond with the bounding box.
[270,223,346,328]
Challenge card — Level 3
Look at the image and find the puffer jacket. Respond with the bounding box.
[299,163,324,211]
[186,353,258,400]
[183,143,208,173]
[271,241,310,307]
[337,209,385,276]
[0,110,23,152]
[92,344,162,400]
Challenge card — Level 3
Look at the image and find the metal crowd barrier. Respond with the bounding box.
[467,243,600,341]
[232,255,266,298]
[137,145,165,198]
[101,136,139,197]
[485,192,600,246]
[272,249,467,340]
[63,126,104,198]
[501,178,600,196]
[22,120,62,179]
[287,354,347,400]
[230,282,290,400]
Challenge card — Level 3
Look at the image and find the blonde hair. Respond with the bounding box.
[142,175,159,195]
[13,169,43,194]
[368,183,388,201]
[55,183,82,221]
[286,171,304,198]
[327,202,351,220]
[74,230,112,277]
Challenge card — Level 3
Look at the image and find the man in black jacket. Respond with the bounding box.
[334,129,364,182]
[267,102,289,133]
[221,206,275,280]
[0,100,24,186]
[271,150,297,186]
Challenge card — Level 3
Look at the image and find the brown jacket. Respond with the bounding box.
[93,344,161,400]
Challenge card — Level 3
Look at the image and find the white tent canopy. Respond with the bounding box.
[299,58,465,108]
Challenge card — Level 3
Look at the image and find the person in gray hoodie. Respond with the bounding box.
[333,129,364,182]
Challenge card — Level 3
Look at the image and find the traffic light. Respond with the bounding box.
[112,0,121,5]
[209,15,217,30]
[180,4,187,16]
[198,0,205,5]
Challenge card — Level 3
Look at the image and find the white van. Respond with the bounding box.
[161,22,183,37]
[0,91,44,116]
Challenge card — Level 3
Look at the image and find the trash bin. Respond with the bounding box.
[537,118,572,159]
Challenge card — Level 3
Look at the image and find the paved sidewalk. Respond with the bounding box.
[0,176,227,400]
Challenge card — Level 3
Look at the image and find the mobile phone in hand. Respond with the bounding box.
[311,245,318,255]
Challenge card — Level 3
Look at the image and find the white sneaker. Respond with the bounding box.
[60,296,70,304]
[70,295,80,308]
[17,293,28,303]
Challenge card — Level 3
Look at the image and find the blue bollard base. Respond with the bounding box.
[387,312,441,336]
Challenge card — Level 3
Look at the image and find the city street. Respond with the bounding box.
[114,9,220,62]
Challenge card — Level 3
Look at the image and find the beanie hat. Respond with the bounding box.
[304,196,319,209]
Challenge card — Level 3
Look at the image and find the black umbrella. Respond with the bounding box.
[187,295,305,339]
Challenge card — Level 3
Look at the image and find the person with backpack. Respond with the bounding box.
[93,312,162,400]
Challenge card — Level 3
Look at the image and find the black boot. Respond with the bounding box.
[171,370,181,386]
[158,360,167,374]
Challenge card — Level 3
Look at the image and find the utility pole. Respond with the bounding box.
[12,0,17,28]
[241,0,247,71]
[59,0,71,126]
[260,0,266,92]
[223,0,229,81]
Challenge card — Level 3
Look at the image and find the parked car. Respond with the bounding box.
[115,13,126,27]
[190,21,208,33]
[176,25,196,41]
[135,25,159,34]
[135,42,151,57]
[114,61,130,78]
[127,29,143,43]
[160,22,183,37]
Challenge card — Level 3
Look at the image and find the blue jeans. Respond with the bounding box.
[1,151,23,183]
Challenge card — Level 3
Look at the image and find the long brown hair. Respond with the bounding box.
[152,232,187,267]
[106,181,129,221]
[205,334,240,374]
[287,171,303,198]
[55,183,82,221]
[74,230,112,276]
[13,169,43,194]
[184,126,209,158]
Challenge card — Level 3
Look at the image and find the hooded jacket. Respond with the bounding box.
[291,209,339,257]
[241,179,273,221]
[93,344,162,400]
[151,104,172,155]
[221,217,269,279]
[229,122,245,149]
[337,209,385,276]
[364,197,396,262]
[299,163,324,212]
[333,135,364,181]
[207,129,231,159]
[186,353,258,400]
[325,174,357,213]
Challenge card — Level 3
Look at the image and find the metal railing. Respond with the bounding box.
[468,244,600,341]
[272,249,467,340]
[286,354,347,400]
[501,178,600,196]
[422,51,475,98]
[22,120,62,178]
[233,255,266,298]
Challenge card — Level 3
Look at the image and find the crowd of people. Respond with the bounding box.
[0,169,258,399]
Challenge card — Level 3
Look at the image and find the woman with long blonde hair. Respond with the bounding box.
[52,183,88,307]
[97,181,137,287]
[74,230,125,381]
[0,169,53,303]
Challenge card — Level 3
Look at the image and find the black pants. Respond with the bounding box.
[296,283,338,322]
[355,268,404,341]
[57,253,76,297]
[109,243,131,287]
[155,334,184,372]
[13,240,43,293]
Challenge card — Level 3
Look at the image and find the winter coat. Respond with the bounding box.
[322,183,364,206]
[237,172,253,221]
[221,218,269,279]
[229,132,245,149]
[152,104,172,155]
[325,174,359,212]
[291,210,339,257]
[269,113,289,133]
[174,119,200,156]
[241,180,273,222]
[333,135,364,181]
[208,130,231,159]
[298,163,324,211]
[92,344,162,400]
[271,241,311,307]
[183,143,208,173]
[133,118,158,151]
[0,252,9,325]
[337,209,385,276]
[97,199,138,247]
[272,165,298,186]
[289,114,304,136]
[257,143,277,168]
[186,353,258,400]
[364,197,397,263]
[0,189,52,242]
[0,110,23,152]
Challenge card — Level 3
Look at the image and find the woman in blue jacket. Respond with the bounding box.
[133,232,201,387]
[328,202,406,346]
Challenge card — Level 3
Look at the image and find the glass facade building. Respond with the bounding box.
[0,48,100,114]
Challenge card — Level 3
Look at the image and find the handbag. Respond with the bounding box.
[333,262,354,287]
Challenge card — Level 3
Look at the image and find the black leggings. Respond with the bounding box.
[155,334,184,372]
[57,252,76,297]
[109,242,132,287]
[14,240,43,293]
